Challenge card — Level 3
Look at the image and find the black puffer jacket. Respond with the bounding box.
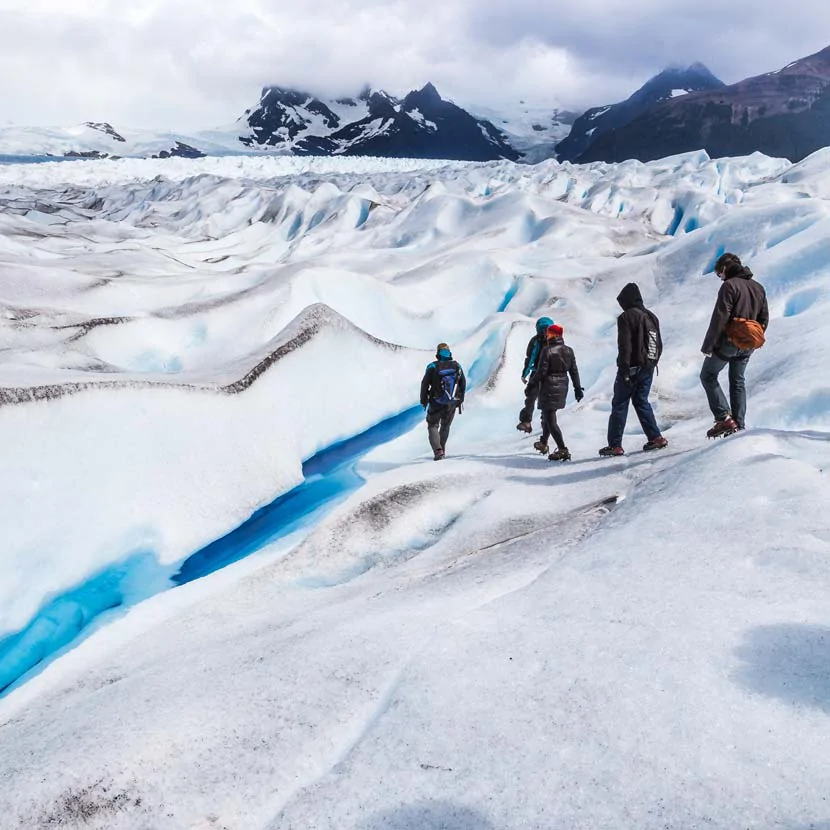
[533,337,582,411]
[616,282,662,372]
[701,265,769,354]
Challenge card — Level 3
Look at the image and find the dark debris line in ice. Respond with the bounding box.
[0,289,513,696]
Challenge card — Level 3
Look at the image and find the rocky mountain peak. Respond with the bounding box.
[577,43,830,164]
[556,61,725,162]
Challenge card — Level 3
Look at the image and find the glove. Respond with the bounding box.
[521,377,528,385]
[457,402,464,414]
[575,387,584,402]
[701,349,712,357]
[422,402,428,411]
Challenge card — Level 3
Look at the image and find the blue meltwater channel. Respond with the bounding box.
[0,405,423,696]
[0,285,513,698]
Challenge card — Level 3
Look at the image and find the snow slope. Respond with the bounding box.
[1,149,830,829]
[0,121,254,160]
[469,101,575,163]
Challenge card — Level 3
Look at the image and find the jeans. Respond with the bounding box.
[518,377,540,424]
[700,343,752,429]
[426,403,457,451]
[607,367,661,448]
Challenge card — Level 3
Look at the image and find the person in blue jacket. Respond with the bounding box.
[516,316,553,433]
[420,343,466,461]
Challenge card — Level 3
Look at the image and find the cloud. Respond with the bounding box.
[0,0,828,129]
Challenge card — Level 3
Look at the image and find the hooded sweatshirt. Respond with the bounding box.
[701,263,769,354]
[616,283,662,373]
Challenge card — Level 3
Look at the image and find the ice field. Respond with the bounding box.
[1,149,829,829]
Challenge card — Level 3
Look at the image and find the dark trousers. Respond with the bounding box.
[700,344,752,429]
[540,409,565,450]
[607,367,661,448]
[426,403,457,451]
[518,378,540,424]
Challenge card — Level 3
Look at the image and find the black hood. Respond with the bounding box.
[726,264,754,280]
[617,282,644,310]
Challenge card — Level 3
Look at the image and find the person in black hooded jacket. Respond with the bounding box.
[700,252,769,437]
[599,282,668,456]
[530,324,583,461]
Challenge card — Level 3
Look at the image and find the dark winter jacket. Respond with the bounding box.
[420,359,466,408]
[533,337,582,411]
[701,266,769,354]
[615,283,662,373]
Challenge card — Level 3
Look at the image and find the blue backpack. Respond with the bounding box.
[433,362,459,405]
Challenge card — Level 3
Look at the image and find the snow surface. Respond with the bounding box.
[0,122,256,160]
[2,149,830,829]
[468,101,572,163]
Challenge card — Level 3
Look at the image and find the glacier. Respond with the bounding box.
[1,149,830,829]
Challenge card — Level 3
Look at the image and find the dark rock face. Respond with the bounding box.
[154,142,206,159]
[556,63,725,162]
[576,45,830,164]
[243,86,342,147]
[63,150,110,159]
[243,83,520,162]
[84,122,126,142]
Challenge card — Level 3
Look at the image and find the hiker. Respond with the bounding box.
[516,316,554,433]
[599,282,668,457]
[700,252,769,438]
[420,342,466,461]
[530,324,583,461]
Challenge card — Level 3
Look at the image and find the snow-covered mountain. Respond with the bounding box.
[240,85,372,149]
[242,82,522,161]
[0,84,562,163]
[2,148,830,828]
[579,44,830,164]
[0,121,252,161]
[555,63,726,162]
[467,101,578,164]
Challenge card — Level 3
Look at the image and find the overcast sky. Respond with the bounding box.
[1,0,828,130]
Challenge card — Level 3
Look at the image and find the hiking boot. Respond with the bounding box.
[598,446,625,457]
[533,440,549,454]
[516,421,533,433]
[706,416,738,439]
[643,436,669,451]
[549,447,571,461]
[433,448,445,461]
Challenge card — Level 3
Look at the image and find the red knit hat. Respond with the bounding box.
[547,324,564,339]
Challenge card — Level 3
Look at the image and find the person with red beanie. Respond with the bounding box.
[528,324,583,461]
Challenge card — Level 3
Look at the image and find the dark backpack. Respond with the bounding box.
[639,311,661,368]
[433,362,459,405]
